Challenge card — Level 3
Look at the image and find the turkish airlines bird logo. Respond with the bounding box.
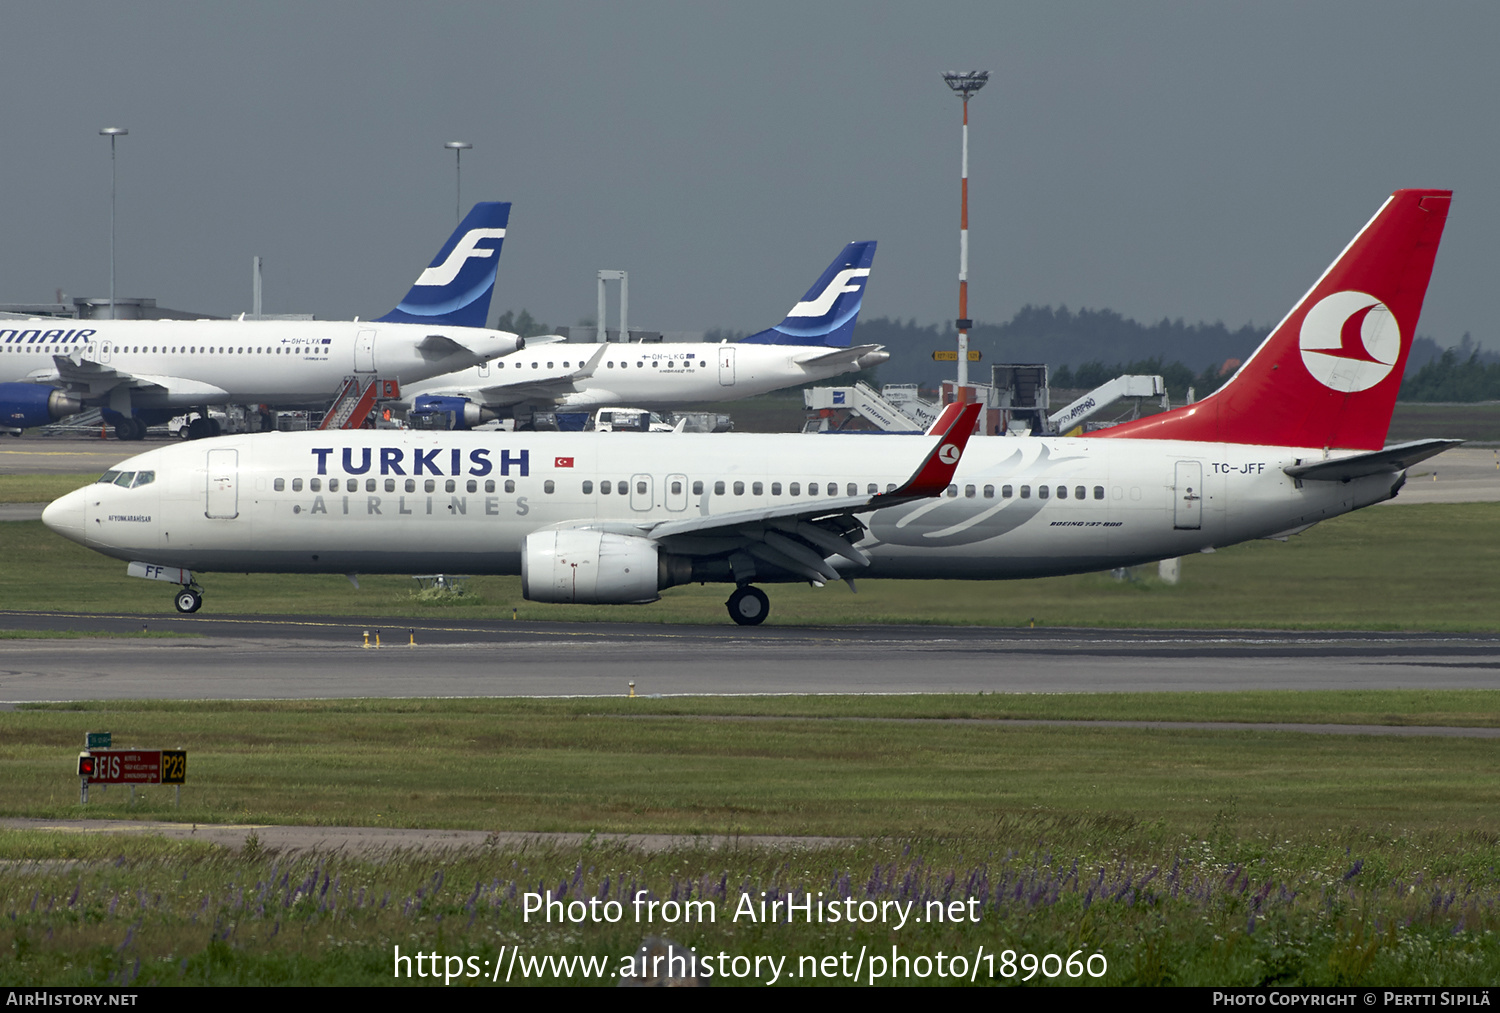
[1298,291,1400,393]
[938,444,961,465]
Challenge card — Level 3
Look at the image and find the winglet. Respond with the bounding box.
[875,402,982,503]
[923,401,964,436]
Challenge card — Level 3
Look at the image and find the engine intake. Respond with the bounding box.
[521,529,690,604]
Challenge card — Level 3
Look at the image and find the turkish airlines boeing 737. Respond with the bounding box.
[1,203,523,439]
[42,190,1455,626]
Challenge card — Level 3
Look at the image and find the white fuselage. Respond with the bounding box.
[1,319,523,410]
[46,429,1402,581]
[400,341,885,412]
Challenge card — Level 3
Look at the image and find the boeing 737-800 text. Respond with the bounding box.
[43,190,1455,625]
[2,203,523,439]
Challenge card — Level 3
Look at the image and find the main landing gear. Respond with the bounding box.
[112,417,148,441]
[726,585,770,626]
[173,585,204,614]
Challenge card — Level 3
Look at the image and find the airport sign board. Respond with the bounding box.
[77,749,187,785]
[932,350,982,361]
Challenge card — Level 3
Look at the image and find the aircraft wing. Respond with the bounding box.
[469,344,610,400]
[48,353,230,402]
[792,343,884,367]
[637,403,983,584]
[1284,439,1464,482]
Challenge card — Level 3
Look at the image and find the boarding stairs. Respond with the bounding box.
[319,376,399,430]
[802,382,938,433]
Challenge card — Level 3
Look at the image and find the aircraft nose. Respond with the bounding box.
[42,489,88,545]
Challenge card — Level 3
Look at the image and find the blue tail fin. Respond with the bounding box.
[376,202,511,327]
[741,241,876,347]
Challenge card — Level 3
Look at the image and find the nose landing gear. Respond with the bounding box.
[726,585,769,626]
[173,586,204,614]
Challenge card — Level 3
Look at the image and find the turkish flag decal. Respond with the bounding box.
[554,457,574,468]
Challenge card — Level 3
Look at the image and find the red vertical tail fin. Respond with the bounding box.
[1090,189,1451,450]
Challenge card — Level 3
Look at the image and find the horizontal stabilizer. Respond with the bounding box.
[794,343,885,367]
[1284,439,1463,481]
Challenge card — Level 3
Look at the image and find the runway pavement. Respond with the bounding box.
[2,611,1498,701]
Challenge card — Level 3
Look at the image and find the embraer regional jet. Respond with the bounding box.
[400,241,886,428]
[1,203,523,439]
[43,190,1456,626]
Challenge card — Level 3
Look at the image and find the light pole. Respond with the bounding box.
[100,127,128,319]
[941,71,987,397]
[444,141,471,226]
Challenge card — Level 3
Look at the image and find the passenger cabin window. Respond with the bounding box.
[310,478,321,492]
[714,481,725,495]
[1094,486,1105,500]
[1076,486,1087,500]
[670,480,682,495]
[965,485,976,498]
[485,480,495,493]
[583,481,594,494]
[692,481,704,495]
[466,480,477,493]
[292,478,302,492]
[808,483,819,496]
[733,481,744,495]
[274,478,286,492]
[1039,486,1050,500]
[385,479,396,492]
[1019,485,1030,499]
[752,481,763,495]
[545,480,556,494]
[945,484,957,498]
[1057,486,1067,499]
[505,480,516,493]
[424,479,436,493]
[789,482,801,496]
[444,479,455,493]
[771,482,782,496]
[600,480,612,495]
[366,478,377,493]
[983,485,994,498]
[405,479,416,493]
[329,478,340,492]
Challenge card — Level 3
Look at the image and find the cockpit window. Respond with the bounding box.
[112,472,137,488]
[131,471,155,488]
[97,470,120,485]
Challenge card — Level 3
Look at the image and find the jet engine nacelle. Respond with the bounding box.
[410,394,496,430]
[0,384,82,429]
[521,529,690,604]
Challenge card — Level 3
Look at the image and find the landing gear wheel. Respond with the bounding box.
[174,588,203,614]
[726,585,770,626]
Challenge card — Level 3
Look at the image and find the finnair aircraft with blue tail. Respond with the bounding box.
[1,203,523,440]
[401,241,886,428]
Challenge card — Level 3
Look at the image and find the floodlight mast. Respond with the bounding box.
[942,71,988,395]
[100,128,128,320]
[444,141,472,226]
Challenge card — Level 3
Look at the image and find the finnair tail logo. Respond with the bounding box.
[415,229,507,287]
[785,268,871,318]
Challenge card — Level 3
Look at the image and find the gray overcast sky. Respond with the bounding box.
[3,2,1495,347]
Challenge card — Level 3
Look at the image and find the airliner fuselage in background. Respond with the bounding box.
[43,190,1457,625]
[401,242,887,427]
[1,203,522,439]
